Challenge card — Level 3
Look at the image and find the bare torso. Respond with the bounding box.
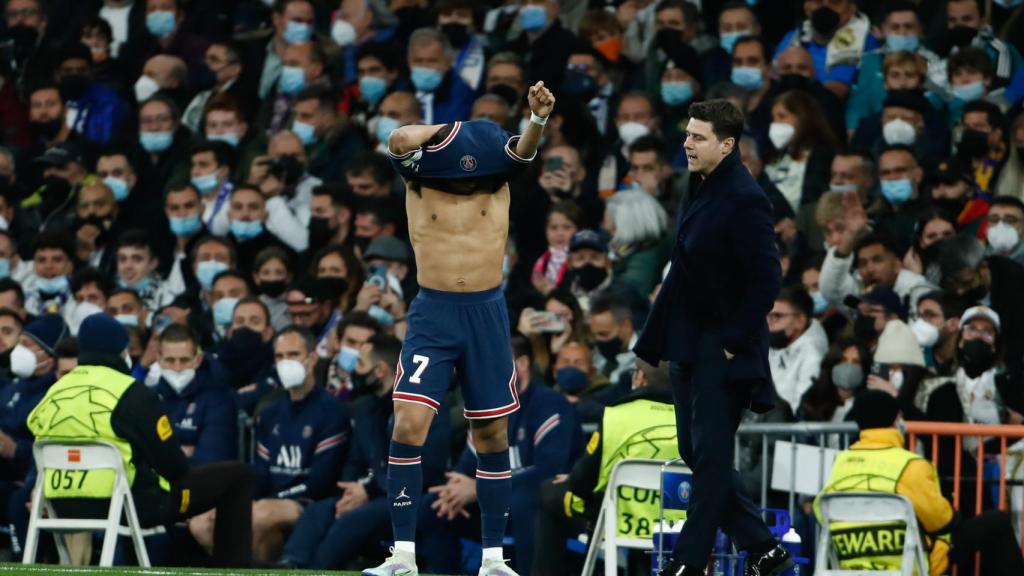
[406,183,509,292]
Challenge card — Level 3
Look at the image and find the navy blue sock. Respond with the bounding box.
[387,441,423,543]
[476,450,512,549]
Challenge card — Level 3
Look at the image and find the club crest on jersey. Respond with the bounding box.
[460,154,477,172]
[303,425,313,439]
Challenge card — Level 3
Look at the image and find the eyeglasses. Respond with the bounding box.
[963,324,996,344]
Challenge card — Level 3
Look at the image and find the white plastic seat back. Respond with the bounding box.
[815,492,928,576]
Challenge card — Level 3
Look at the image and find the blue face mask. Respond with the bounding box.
[0,258,9,280]
[213,297,239,326]
[719,31,746,53]
[731,66,764,90]
[880,178,914,205]
[411,67,443,93]
[811,291,828,315]
[191,171,220,195]
[196,260,228,290]
[170,214,202,237]
[336,346,360,373]
[368,304,395,327]
[115,314,139,327]
[146,10,176,39]
[660,81,694,106]
[292,120,317,146]
[556,366,589,394]
[37,275,69,295]
[104,177,130,202]
[280,65,306,95]
[140,131,173,153]
[119,276,152,293]
[885,34,919,52]
[375,116,401,144]
[230,220,264,241]
[519,5,548,32]
[283,20,312,44]
[359,76,388,105]
[206,132,239,147]
[952,80,985,103]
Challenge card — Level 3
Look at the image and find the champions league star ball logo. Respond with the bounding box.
[460,155,478,172]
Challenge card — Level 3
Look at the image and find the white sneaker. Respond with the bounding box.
[362,548,418,576]
[478,558,519,575]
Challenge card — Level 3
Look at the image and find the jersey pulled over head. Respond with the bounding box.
[389,120,531,196]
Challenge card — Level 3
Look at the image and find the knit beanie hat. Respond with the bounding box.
[78,313,130,357]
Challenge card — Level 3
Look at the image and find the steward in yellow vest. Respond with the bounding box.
[27,314,254,567]
[815,390,1024,576]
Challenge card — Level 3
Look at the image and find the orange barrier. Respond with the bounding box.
[905,421,1024,575]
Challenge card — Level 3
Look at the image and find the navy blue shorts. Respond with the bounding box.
[393,287,519,419]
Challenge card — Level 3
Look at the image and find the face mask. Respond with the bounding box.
[440,22,470,48]
[947,25,977,50]
[140,130,173,153]
[292,120,317,146]
[618,121,650,146]
[502,254,511,279]
[163,368,195,394]
[556,366,589,394]
[196,260,228,290]
[932,196,966,217]
[280,65,306,95]
[519,5,548,33]
[146,10,176,39]
[561,70,599,100]
[880,178,914,205]
[230,220,264,241]
[170,214,202,237]
[660,81,694,106]
[831,363,863,390]
[719,31,746,53]
[883,118,916,145]
[987,222,1020,253]
[731,66,763,90]
[59,74,89,100]
[830,183,858,194]
[207,131,240,147]
[276,358,307,389]
[375,116,401,144]
[0,258,9,280]
[810,6,841,37]
[952,80,985,103]
[337,346,360,373]
[309,216,333,250]
[10,344,39,377]
[283,20,312,44]
[769,122,795,150]
[252,280,284,299]
[120,275,152,294]
[104,177,130,202]
[191,171,220,195]
[368,304,395,327]
[37,275,69,295]
[911,317,940,348]
[115,313,139,327]
[331,18,356,47]
[811,291,828,315]
[595,37,623,63]
[958,129,990,159]
[411,66,443,92]
[854,314,879,341]
[890,369,905,390]
[134,74,160,102]
[596,337,623,360]
[213,297,238,326]
[360,76,388,105]
[961,283,989,305]
[960,339,997,378]
[885,34,919,52]
[768,330,790,349]
[574,264,607,291]
[32,119,63,140]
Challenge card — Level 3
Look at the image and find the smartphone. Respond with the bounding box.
[870,362,890,379]
[533,311,567,334]
[153,313,174,335]
[543,156,563,173]
[367,263,389,289]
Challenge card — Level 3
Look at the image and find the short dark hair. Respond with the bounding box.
[108,287,143,307]
[777,286,813,320]
[70,267,112,297]
[355,198,398,227]
[273,0,312,14]
[368,333,402,367]
[160,323,199,350]
[0,278,25,308]
[276,324,316,354]
[212,269,251,292]
[917,290,964,321]
[511,333,532,364]
[32,228,75,261]
[191,140,236,171]
[962,100,1005,131]
[990,196,1024,213]
[687,99,744,142]
[590,291,632,324]
[313,183,355,210]
[884,0,919,19]
[733,36,768,61]
[345,152,394,185]
[190,235,237,267]
[296,84,339,112]
[336,310,381,339]
[233,296,270,323]
[356,41,402,73]
[880,144,919,166]
[629,135,668,164]
[948,47,992,79]
[55,336,78,359]
[855,232,901,259]
[117,229,156,260]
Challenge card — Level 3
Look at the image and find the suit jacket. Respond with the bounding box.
[633,149,782,412]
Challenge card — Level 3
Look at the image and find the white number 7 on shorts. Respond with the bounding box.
[409,354,430,384]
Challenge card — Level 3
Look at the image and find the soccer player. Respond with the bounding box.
[362,82,554,576]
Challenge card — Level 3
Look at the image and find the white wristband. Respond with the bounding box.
[530,112,548,126]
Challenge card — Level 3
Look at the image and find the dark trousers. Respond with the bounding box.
[669,332,773,566]
[532,479,589,576]
[949,511,1024,576]
[168,462,253,568]
[280,496,391,569]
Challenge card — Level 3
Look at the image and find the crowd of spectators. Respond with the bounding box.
[0,0,1023,572]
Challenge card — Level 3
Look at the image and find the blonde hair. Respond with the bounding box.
[883,51,927,81]
[815,191,846,228]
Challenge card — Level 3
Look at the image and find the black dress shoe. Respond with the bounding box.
[658,558,705,576]
[744,544,795,576]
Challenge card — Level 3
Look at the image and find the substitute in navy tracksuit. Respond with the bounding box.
[253,385,351,503]
[153,361,239,465]
[419,360,584,574]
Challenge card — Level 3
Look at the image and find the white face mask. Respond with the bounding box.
[882,118,917,145]
[124,352,133,370]
[830,182,858,194]
[134,74,160,103]
[617,121,650,146]
[890,368,904,391]
[986,222,1020,254]
[331,19,357,47]
[276,359,307,390]
[911,317,940,348]
[11,344,39,378]
[768,122,795,150]
[162,368,196,394]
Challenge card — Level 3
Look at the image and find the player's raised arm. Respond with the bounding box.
[516,81,555,161]
[388,123,449,156]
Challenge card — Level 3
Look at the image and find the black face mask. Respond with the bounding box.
[0,348,10,372]
[349,370,369,391]
[308,216,334,251]
[489,83,520,108]
[1016,147,1024,165]
[810,6,841,37]
[960,339,997,378]
[948,25,978,49]
[960,283,989,305]
[560,70,599,100]
[769,330,790,349]
[654,28,682,53]
[854,314,879,342]
[317,277,349,301]
[596,337,623,360]
[43,176,71,201]
[777,73,814,92]
[931,196,967,219]
[958,129,990,160]
[440,23,470,49]
[920,241,944,266]
[59,74,90,100]
[573,264,608,292]
[32,119,64,140]
[257,280,287,299]
[353,235,371,254]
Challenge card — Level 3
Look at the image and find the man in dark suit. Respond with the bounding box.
[633,100,792,576]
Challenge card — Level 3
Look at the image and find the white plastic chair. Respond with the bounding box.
[23,440,163,567]
[581,458,691,576]
[815,492,928,576]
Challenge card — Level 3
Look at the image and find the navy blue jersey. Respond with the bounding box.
[0,373,56,480]
[253,386,351,502]
[153,364,238,466]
